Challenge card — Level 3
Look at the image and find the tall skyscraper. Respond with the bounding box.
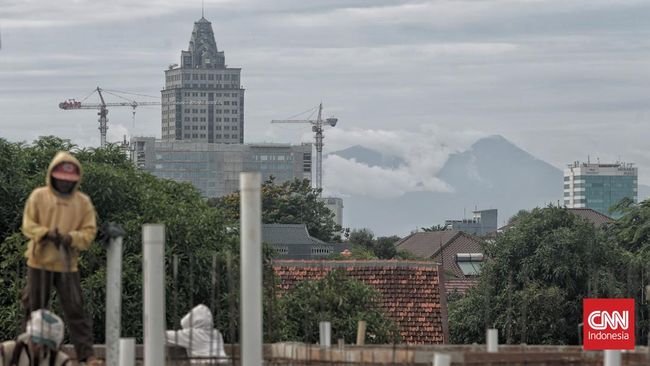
[564,161,637,216]
[161,16,244,143]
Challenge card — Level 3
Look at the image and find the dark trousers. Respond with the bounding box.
[22,267,95,362]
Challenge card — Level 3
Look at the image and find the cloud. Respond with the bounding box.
[319,124,484,198]
[323,154,453,198]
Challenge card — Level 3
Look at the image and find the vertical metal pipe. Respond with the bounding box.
[319,321,331,347]
[432,353,451,366]
[106,236,124,366]
[240,172,262,366]
[356,321,366,345]
[118,338,135,366]
[486,328,499,353]
[604,350,621,366]
[143,224,166,366]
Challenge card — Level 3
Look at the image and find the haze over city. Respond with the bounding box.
[1,0,649,227]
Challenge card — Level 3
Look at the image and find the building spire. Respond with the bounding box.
[202,0,204,18]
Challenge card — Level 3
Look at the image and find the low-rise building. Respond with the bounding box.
[396,231,484,295]
[444,209,497,236]
[273,260,449,344]
[263,224,341,259]
[131,137,312,197]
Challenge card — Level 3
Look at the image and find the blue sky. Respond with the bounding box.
[1,0,649,198]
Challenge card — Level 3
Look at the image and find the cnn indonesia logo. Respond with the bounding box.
[583,298,635,350]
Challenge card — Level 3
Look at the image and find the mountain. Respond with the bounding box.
[328,145,405,169]
[331,135,566,236]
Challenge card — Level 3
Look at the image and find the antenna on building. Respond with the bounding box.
[588,155,590,164]
[201,0,205,18]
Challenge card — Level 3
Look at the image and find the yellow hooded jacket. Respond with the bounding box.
[21,152,97,272]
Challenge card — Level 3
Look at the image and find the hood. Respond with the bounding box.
[26,309,65,349]
[46,151,83,191]
[181,304,213,331]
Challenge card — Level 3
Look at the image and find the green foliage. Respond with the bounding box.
[213,177,342,242]
[328,244,377,260]
[449,205,626,345]
[346,229,405,259]
[279,270,399,344]
[0,137,255,342]
[421,224,447,232]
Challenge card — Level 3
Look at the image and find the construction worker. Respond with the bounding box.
[166,304,228,363]
[21,152,100,366]
[0,309,71,366]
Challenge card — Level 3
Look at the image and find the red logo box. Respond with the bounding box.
[583,298,635,350]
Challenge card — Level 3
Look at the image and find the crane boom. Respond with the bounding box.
[59,87,221,147]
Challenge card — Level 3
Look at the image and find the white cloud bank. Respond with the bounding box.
[320,124,485,198]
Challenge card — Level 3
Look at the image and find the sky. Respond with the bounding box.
[1,0,650,199]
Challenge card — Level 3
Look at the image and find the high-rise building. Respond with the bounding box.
[161,16,244,143]
[131,137,312,198]
[564,161,637,216]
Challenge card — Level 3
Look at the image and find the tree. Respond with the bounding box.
[0,137,283,343]
[279,270,399,344]
[448,206,625,345]
[213,177,342,242]
[348,228,374,249]
[421,224,447,232]
[374,236,400,259]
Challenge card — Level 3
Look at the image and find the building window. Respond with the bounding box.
[192,134,198,138]
[184,117,190,122]
[216,109,222,114]
[208,74,214,80]
[456,253,484,276]
[200,134,206,138]
[224,134,230,138]
[216,117,222,122]
[224,118,230,122]
[192,117,198,122]
[224,126,230,130]
[184,109,190,113]
[232,118,238,122]
[184,134,190,138]
[216,134,222,138]
[216,126,221,130]
[192,74,198,80]
[184,125,190,130]
[200,74,206,80]
[192,126,198,130]
[232,109,238,114]
[224,101,230,105]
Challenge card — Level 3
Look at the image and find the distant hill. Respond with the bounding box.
[329,135,565,236]
[327,145,405,169]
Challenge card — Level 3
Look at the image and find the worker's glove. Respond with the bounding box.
[98,222,126,248]
[60,234,73,248]
[44,229,59,243]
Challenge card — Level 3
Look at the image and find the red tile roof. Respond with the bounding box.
[272,260,449,345]
[445,277,480,296]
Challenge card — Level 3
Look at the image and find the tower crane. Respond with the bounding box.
[271,103,338,191]
[59,87,220,148]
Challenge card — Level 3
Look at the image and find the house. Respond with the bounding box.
[395,231,484,295]
[263,224,342,259]
[499,207,615,232]
[566,208,614,226]
[273,260,449,344]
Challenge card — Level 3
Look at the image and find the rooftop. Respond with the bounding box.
[273,260,449,344]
